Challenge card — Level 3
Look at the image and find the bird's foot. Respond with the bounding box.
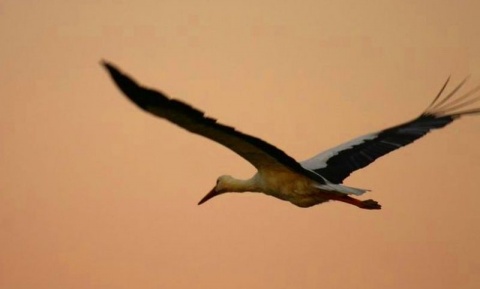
[360,199,382,210]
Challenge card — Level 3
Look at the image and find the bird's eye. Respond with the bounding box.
[216,179,220,185]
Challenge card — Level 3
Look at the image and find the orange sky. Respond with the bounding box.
[1,1,480,288]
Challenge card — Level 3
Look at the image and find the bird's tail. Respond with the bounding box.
[314,183,370,196]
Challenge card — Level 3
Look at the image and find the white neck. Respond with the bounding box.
[220,175,261,193]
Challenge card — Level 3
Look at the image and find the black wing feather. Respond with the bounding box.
[102,61,324,183]
[303,78,480,184]
[312,115,453,183]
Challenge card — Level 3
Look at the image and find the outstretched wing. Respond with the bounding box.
[103,61,323,182]
[301,77,480,184]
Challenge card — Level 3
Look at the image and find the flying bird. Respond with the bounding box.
[102,61,480,210]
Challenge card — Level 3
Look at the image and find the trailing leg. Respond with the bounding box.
[331,195,382,210]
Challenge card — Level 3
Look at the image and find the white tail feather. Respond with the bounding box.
[315,183,370,196]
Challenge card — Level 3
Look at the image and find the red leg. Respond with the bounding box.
[330,195,382,210]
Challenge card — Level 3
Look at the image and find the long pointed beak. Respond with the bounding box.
[198,186,222,205]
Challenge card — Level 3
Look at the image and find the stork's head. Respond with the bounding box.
[198,175,233,205]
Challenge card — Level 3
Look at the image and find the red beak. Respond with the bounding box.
[198,186,222,205]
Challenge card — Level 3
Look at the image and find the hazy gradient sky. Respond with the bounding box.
[1,1,480,288]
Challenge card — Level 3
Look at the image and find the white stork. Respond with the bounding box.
[103,61,480,210]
